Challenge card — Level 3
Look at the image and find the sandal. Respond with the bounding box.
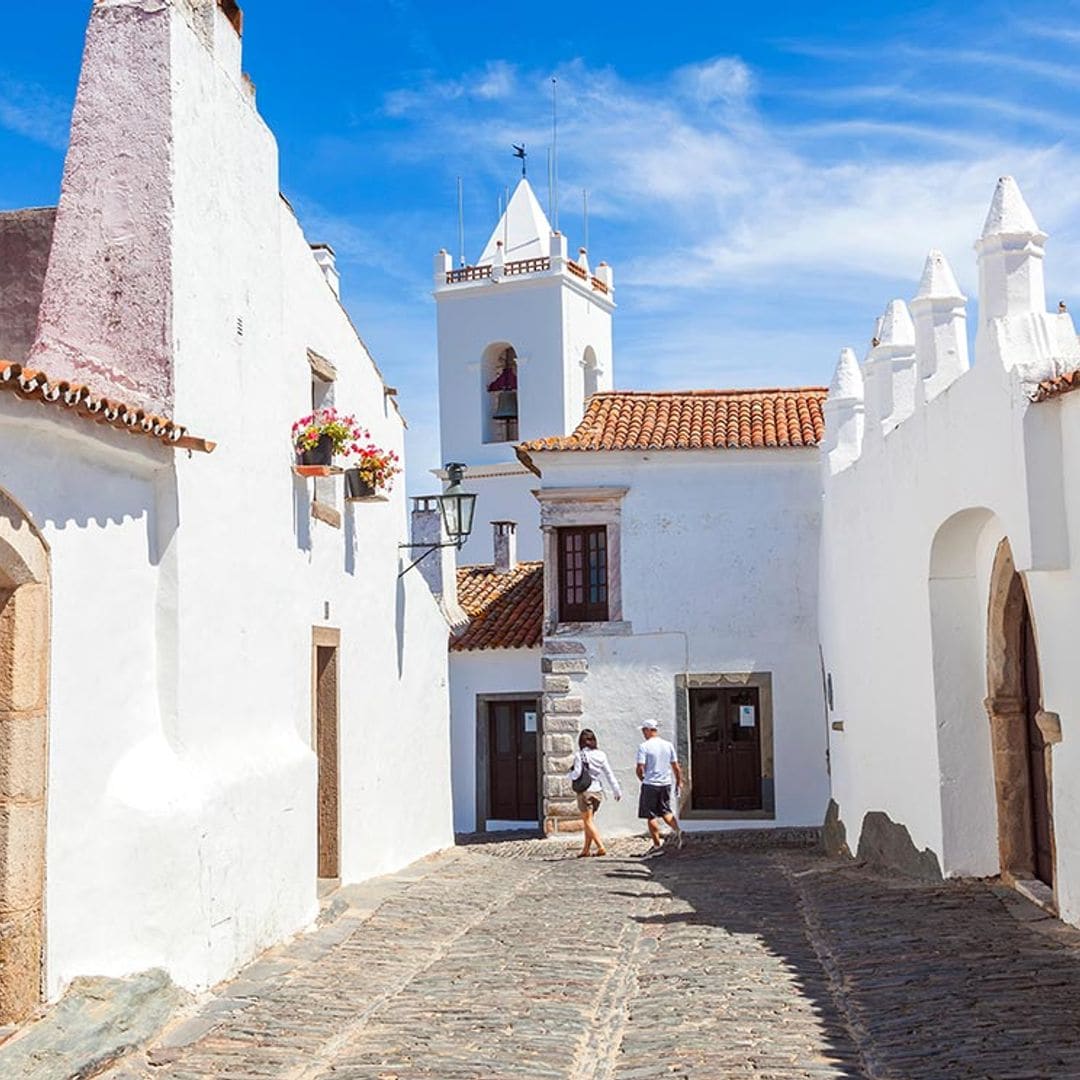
[576,850,592,858]
[593,848,607,857]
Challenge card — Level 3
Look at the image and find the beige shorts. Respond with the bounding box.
[576,790,603,813]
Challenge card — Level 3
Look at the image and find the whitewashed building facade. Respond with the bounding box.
[0,0,454,1022]
[442,190,831,838]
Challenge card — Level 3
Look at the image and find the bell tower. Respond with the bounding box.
[433,177,615,563]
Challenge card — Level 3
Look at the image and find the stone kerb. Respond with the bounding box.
[540,639,588,834]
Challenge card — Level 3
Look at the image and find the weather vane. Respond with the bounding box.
[512,143,527,177]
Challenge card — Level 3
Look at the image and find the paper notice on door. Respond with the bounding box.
[523,711,538,733]
[739,705,756,728]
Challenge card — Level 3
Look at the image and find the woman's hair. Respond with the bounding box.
[578,728,598,750]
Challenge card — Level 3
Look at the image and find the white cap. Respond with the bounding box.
[641,720,659,731]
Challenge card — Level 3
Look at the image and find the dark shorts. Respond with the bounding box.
[638,783,672,820]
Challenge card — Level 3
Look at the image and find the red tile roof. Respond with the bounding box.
[452,561,543,652]
[517,388,827,456]
[0,360,214,452]
[1032,369,1080,402]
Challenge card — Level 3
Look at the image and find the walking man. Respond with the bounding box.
[636,721,684,856]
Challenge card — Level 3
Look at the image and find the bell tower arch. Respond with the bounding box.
[433,178,615,563]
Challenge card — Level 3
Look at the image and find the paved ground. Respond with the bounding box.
[101,832,1080,1079]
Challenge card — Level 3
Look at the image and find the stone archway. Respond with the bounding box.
[986,538,1054,891]
[0,489,49,1023]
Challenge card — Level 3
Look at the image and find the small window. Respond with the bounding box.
[557,525,609,622]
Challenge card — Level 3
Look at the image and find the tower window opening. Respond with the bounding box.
[485,346,519,443]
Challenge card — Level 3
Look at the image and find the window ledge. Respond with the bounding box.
[549,620,632,637]
[312,500,341,528]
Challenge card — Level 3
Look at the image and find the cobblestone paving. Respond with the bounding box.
[105,834,1080,1079]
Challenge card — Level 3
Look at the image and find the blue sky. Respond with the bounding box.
[4,2,1080,487]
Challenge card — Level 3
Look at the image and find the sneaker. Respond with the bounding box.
[640,845,665,859]
[673,827,685,850]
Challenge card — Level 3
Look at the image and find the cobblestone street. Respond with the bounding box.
[104,834,1080,1079]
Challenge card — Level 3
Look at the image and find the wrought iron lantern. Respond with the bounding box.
[438,462,477,547]
[398,462,477,577]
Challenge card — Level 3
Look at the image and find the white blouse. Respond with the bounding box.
[568,747,622,798]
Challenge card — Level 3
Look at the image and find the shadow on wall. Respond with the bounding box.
[395,568,406,679]
[292,474,311,552]
[637,843,1080,1078]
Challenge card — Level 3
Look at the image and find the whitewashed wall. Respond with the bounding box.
[535,449,829,835]
[819,179,1080,924]
[448,648,541,833]
[0,0,453,1000]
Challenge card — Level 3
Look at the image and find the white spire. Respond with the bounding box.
[916,250,964,301]
[477,178,553,265]
[980,176,1044,240]
[823,347,865,475]
[829,347,864,400]
[877,299,916,346]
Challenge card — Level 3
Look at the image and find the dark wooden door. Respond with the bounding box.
[488,700,539,821]
[689,687,762,811]
[1021,603,1054,886]
[315,645,340,879]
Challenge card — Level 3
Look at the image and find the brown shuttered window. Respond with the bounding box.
[557,525,609,622]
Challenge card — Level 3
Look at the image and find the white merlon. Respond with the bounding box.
[975,176,1080,386]
[864,300,917,434]
[980,175,1043,240]
[577,248,590,275]
[911,250,969,402]
[822,347,865,475]
[595,261,613,290]
[433,248,453,287]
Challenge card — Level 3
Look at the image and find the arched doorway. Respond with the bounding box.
[986,539,1054,891]
[0,488,49,1022]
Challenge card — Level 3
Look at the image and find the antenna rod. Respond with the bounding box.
[551,76,559,231]
[457,176,464,267]
[547,147,553,222]
[504,186,510,250]
[583,188,589,253]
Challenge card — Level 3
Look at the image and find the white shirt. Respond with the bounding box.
[636,736,678,786]
[568,748,622,798]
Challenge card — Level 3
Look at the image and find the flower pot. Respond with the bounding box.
[299,434,334,466]
[344,469,377,500]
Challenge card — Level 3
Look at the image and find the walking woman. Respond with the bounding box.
[568,728,622,857]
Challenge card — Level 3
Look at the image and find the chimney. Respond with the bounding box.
[976,176,1046,326]
[492,521,518,574]
[410,497,468,630]
[311,244,340,298]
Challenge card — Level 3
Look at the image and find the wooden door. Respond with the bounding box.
[689,687,762,811]
[488,700,539,821]
[315,645,340,879]
[1021,603,1053,887]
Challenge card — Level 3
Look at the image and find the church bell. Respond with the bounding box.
[491,389,518,420]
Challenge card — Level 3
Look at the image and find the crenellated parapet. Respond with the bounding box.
[822,175,1080,476]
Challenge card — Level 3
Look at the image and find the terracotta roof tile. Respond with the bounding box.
[452,561,543,652]
[0,359,214,452]
[1032,368,1080,402]
[517,388,827,454]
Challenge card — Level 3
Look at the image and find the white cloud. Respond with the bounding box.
[0,77,70,149]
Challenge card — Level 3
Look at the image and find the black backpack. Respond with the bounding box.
[572,750,593,793]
